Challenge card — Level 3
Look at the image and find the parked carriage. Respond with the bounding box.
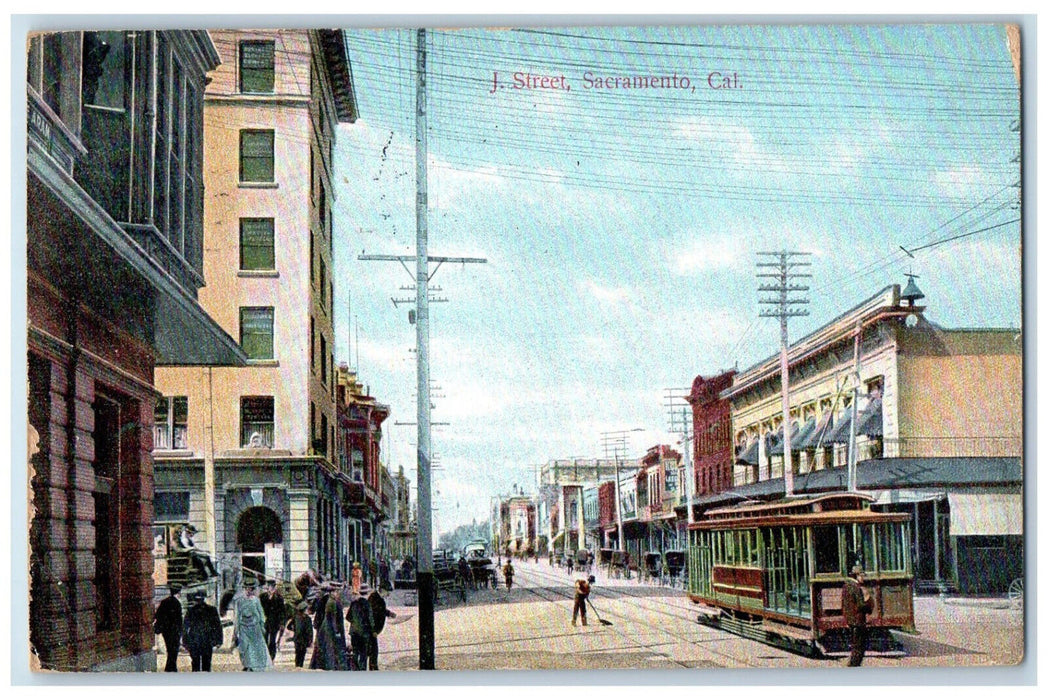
[463,541,499,589]
[643,551,664,583]
[664,549,687,587]
[433,548,468,603]
[686,492,916,657]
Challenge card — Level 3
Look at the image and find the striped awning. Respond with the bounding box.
[947,492,1023,536]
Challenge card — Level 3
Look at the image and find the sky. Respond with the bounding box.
[327,24,1022,539]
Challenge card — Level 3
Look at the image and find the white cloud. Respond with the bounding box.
[579,278,631,305]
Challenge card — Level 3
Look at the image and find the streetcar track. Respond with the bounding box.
[515,564,756,668]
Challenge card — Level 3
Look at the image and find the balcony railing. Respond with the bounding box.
[882,436,1022,459]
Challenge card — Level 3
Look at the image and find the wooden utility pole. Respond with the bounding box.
[358,28,486,670]
[757,251,811,498]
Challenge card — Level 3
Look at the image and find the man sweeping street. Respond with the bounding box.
[572,575,595,626]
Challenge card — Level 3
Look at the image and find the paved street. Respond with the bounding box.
[156,558,1024,673]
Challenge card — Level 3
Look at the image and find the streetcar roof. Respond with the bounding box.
[688,508,910,530]
[687,492,910,529]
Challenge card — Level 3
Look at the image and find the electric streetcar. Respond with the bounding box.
[686,492,916,656]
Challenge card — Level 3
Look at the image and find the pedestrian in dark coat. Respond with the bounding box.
[310,583,350,670]
[181,590,224,672]
[842,565,874,666]
[154,584,183,672]
[503,559,515,591]
[346,585,374,671]
[260,580,285,660]
[366,584,397,670]
[289,600,313,668]
[378,557,390,591]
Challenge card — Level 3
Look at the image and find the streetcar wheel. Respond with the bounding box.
[1008,578,1023,609]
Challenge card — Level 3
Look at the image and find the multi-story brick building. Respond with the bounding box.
[27,30,244,671]
[336,364,390,570]
[153,30,358,585]
[687,370,736,502]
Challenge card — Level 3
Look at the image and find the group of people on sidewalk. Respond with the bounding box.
[152,583,226,672]
[153,564,398,673]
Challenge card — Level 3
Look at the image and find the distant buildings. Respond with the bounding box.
[538,458,641,555]
[27,30,244,671]
[153,30,363,585]
[496,495,537,556]
[336,364,392,568]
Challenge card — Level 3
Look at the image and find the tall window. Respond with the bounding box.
[309,230,315,283]
[239,129,274,183]
[241,396,274,448]
[154,395,188,450]
[319,258,327,308]
[239,40,274,93]
[321,413,329,458]
[240,306,274,360]
[152,36,198,252]
[320,334,328,384]
[239,218,275,270]
[92,393,122,632]
[27,33,65,117]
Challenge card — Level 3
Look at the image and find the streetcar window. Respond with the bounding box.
[813,525,842,574]
[860,525,877,572]
[877,522,906,572]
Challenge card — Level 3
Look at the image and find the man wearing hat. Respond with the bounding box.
[572,575,595,626]
[346,584,373,671]
[842,565,874,666]
[366,583,397,670]
[260,580,286,660]
[181,590,224,672]
[310,581,350,670]
[153,583,183,672]
[289,598,314,668]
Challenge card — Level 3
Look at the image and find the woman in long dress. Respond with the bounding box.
[234,579,272,671]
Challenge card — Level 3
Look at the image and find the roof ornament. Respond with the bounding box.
[901,272,925,306]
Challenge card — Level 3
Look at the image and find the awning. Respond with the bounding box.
[764,427,783,455]
[791,417,818,450]
[736,438,759,465]
[801,413,835,450]
[827,414,852,444]
[769,422,804,456]
[855,397,883,437]
[947,492,1023,536]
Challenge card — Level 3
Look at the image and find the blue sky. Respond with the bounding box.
[329,24,1021,538]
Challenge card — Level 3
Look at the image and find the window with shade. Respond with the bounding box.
[239,218,275,270]
[239,129,274,183]
[241,396,274,448]
[154,395,188,450]
[240,306,274,360]
[239,40,274,94]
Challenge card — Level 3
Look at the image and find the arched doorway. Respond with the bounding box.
[236,506,282,579]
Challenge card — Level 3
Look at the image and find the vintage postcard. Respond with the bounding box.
[19,19,1025,680]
